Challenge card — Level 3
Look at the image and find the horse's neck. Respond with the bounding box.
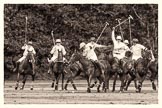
[78,56,90,68]
[58,51,63,60]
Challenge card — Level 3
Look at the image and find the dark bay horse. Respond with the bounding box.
[50,50,65,90]
[147,59,158,90]
[69,51,105,93]
[105,51,124,92]
[125,49,153,92]
[15,51,36,90]
[120,51,137,91]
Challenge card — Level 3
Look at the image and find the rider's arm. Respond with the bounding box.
[50,46,56,54]
[22,44,27,50]
[95,43,108,48]
[111,28,117,45]
[139,44,147,50]
[62,46,66,56]
[32,48,36,55]
[150,50,155,62]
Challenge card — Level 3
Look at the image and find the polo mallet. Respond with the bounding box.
[116,18,124,41]
[96,22,109,43]
[128,15,133,45]
[25,16,28,43]
[114,15,133,29]
[51,30,55,45]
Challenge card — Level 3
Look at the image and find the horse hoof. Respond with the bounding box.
[112,90,115,92]
[119,90,123,93]
[51,84,54,88]
[90,84,95,88]
[136,89,139,93]
[64,88,68,91]
[87,88,91,93]
[124,87,127,91]
[152,84,156,91]
[15,87,18,90]
[20,87,24,90]
[97,89,100,93]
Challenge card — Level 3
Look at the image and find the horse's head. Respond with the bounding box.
[124,60,134,71]
[69,50,82,64]
[142,49,152,61]
[112,57,122,73]
[57,49,63,62]
[125,51,133,58]
[26,50,35,63]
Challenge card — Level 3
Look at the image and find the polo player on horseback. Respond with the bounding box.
[130,38,155,72]
[130,38,147,61]
[13,41,36,75]
[79,37,108,73]
[112,28,129,61]
[48,39,67,74]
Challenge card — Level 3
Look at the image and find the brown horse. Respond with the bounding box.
[50,50,65,90]
[125,49,153,92]
[69,50,105,93]
[147,59,158,90]
[120,51,137,91]
[15,51,36,90]
[105,51,124,92]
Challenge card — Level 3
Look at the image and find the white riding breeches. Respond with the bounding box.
[132,56,142,61]
[50,56,66,62]
[113,53,124,60]
[18,56,26,62]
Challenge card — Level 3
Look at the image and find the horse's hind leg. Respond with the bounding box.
[97,76,103,93]
[51,79,55,88]
[15,72,20,90]
[64,77,71,90]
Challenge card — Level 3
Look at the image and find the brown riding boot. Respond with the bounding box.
[94,61,103,74]
[48,62,52,74]
[32,63,36,75]
[13,61,20,72]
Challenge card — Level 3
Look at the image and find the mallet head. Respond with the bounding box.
[129,15,133,20]
[106,22,109,25]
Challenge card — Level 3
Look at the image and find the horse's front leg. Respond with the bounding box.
[97,76,104,93]
[15,72,20,90]
[55,74,61,90]
[30,74,35,90]
[119,73,126,93]
[149,71,157,91]
[87,75,92,93]
[20,74,27,90]
[65,73,77,91]
[137,74,146,93]
[112,73,118,92]
[62,72,64,90]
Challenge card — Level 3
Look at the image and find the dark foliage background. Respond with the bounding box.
[4,4,158,80]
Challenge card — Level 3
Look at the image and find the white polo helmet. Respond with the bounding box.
[28,41,32,45]
[56,39,61,43]
[80,42,86,49]
[116,35,122,40]
[124,40,129,44]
